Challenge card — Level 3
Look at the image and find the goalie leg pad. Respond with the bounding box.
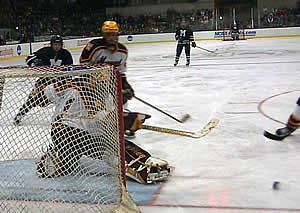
[125,140,150,184]
[125,140,170,184]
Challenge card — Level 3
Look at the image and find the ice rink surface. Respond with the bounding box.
[1,36,300,212]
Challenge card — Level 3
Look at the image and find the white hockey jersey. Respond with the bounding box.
[44,82,115,136]
[79,38,128,74]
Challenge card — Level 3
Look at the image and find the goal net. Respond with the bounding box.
[0,64,140,213]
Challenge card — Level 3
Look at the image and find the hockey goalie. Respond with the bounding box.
[32,73,170,184]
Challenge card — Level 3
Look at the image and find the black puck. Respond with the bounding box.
[272,181,280,190]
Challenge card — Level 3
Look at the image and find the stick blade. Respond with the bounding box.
[193,118,219,138]
[263,130,286,141]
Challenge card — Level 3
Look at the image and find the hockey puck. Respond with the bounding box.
[180,114,191,123]
[272,181,280,190]
[184,114,191,119]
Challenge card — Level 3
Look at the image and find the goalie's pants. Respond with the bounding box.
[175,43,191,62]
[50,124,151,176]
[51,124,106,176]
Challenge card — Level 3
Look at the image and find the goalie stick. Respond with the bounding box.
[142,118,219,138]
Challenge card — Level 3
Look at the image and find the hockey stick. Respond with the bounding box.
[133,96,190,123]
[195,46,217,54]
[263,130,289,141]
[263,129,298,141]
[142,118,219,138]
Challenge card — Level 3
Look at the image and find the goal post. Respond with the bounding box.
[0,64,140,213]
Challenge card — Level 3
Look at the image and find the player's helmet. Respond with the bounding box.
[180,20,187,27]
[102,21,119,33]
[50,35,63,46]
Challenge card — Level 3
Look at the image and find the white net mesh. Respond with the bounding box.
[0,65,138,213]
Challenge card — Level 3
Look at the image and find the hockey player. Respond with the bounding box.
[174,20,196,66]
[80,20,135,137]
[78,21,170,183]
[35,72,170,184]
[26,35,73,66]
[13,35,73,125]
[275,97,300,137]
[231,22,240,40]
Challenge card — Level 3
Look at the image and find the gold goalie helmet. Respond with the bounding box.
[102,21,119,33]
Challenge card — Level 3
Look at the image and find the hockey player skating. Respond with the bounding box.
[80,20,135,138]
[14,35,73,125]
[35,72,170,184]
[231,22,240,40]
[78,21,170,183]
[174,20,196,66]
[264,97,300,140]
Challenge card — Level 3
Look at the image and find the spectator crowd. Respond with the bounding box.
[0,0,300,45]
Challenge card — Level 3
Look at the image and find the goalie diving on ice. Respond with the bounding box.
[32,71,170,184]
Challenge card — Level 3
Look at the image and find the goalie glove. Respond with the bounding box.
[123,112,151,132]
[192,42,196,48]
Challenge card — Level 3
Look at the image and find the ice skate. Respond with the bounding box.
[145,156,170,183]
[124,130,136,139]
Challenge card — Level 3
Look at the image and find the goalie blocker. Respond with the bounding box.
[37,111,170,184]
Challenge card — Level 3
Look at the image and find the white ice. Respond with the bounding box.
[1,36,300,213]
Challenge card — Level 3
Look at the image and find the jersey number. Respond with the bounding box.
[50,59,62,66]
[180,30,186,38]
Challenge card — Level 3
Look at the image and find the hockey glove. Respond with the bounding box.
[123,112,151,132]
[122,88,134,100]
[192,42,196,48]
